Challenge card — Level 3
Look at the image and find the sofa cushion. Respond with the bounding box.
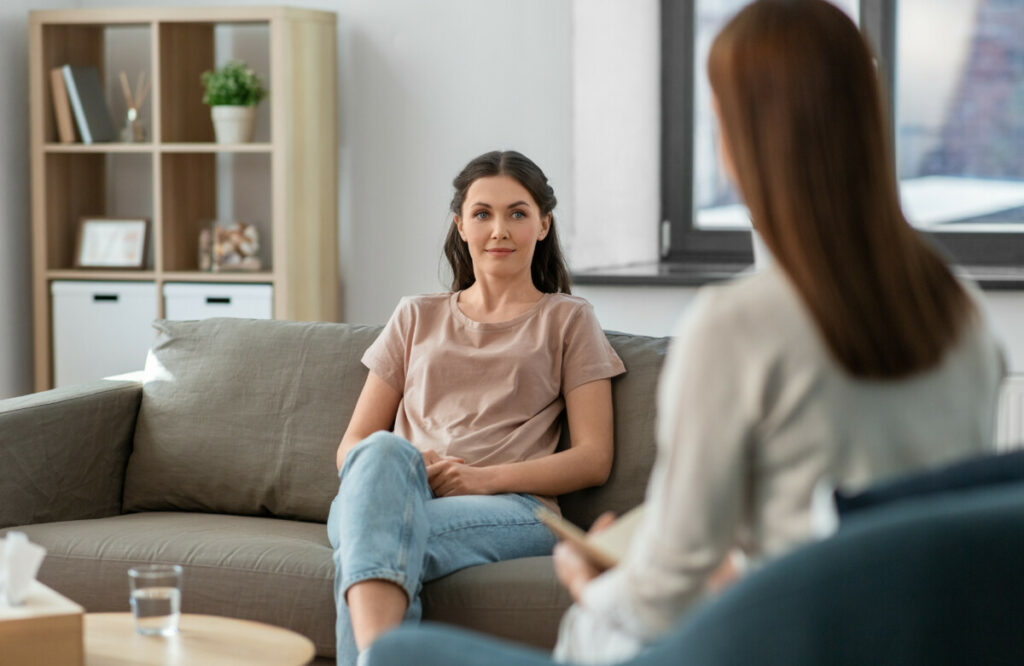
[123,318,381,521]
[423,555,572,650]
[122,318,669,527]
[559,332,669,528]
[3,513,337,655]
[2,513,574,657]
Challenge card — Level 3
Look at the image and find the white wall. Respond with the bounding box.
[0,0,574,397]
[336,0,573,324]
[579,283,1024,375]
[74,0,573,328]
[575,284,697,337]
[570,0,660,270]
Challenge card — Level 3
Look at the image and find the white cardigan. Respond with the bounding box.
[556,264,1005,664]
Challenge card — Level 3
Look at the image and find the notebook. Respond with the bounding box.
[536,504,647,571]
[61,65,116,144]
[49,68,76,143]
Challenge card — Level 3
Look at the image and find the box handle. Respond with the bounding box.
[206,297,231,305]
[92,294,119,302]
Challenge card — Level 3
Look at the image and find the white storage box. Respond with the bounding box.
[163,282,273,321]
[51,281,157,388]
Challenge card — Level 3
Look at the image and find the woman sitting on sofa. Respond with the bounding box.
[364,1,1005,665]
[327,150,625,665]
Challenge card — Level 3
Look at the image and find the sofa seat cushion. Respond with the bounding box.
[4,512,337,656]
[422,555,572,650]
[3,513,572,656]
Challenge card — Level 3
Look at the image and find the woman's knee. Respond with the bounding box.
[341,431,422,483]
[352,431,419,461]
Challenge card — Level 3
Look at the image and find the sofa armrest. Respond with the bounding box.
[0,379,142,528]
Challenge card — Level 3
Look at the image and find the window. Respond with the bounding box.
[895,0,1024,251]
[662,0,1024,266]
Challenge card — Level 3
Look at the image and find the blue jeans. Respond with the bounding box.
[327,431,557,665]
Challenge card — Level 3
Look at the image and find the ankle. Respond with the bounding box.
[347,579,408,650]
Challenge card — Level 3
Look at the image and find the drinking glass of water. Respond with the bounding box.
[128,564,183,636]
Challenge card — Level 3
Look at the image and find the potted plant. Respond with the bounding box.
[200,60,267,143]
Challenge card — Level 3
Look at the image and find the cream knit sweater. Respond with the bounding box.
[556,264,1005,664]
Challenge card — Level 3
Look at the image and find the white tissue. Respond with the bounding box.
[0,532,47,606]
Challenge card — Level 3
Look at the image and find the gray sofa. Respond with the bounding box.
[0,318,667,661]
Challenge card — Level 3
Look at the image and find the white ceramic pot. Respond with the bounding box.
[210,105,256,143]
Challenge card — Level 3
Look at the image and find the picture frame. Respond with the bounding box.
[74,217,149,269]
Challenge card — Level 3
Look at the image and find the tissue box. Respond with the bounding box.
[0,581,83,665]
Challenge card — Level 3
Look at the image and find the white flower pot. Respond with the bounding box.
[211,105,256,143]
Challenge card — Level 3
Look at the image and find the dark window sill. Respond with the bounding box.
[957,265,1024,291]
[573,262,1024,290]
[572,261,749,287]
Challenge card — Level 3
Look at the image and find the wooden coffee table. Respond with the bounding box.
[84,612,316,665]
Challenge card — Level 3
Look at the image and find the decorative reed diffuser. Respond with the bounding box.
[118,70,150,143]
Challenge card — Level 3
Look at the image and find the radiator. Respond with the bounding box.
[996,375,1024,451]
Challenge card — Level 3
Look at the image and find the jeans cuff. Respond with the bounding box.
[341,569,413,604]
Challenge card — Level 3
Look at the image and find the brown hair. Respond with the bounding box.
[708,0,972,378]
[444,150,571,294]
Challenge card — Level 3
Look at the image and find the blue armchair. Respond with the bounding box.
[368,477,1024,665]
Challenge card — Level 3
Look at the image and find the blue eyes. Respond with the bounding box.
[472,210,527,221]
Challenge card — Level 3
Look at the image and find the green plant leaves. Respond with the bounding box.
[200,60,267,107]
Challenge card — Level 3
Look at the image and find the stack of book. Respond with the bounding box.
[49,64,116,144]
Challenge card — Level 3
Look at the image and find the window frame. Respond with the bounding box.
[661,0,1024,267]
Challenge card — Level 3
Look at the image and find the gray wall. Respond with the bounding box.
[0,0,74,398]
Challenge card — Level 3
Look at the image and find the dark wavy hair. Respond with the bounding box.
[443,150,571,294]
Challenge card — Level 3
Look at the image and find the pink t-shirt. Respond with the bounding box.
[362,291,626,511]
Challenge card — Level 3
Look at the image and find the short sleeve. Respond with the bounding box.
[362,298,413,394]
[561,303,627,394]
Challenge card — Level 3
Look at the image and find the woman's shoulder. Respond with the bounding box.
[392,292,452,314]
[694,266,798,321]
[545,291,592,307]
[540,292,598,323]
[399,292,450,306]
[675,266,809,351]
[380,293,453,331]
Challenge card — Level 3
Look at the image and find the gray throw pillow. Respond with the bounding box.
[122,318,381,522]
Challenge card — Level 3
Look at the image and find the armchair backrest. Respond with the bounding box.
[642,483,1024,666]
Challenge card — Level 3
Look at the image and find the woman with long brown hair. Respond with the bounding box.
[329,150,624,665]
[362,2,1004,665]
[548,0,1004,661]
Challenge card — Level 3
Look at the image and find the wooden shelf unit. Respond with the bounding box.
[29,6,339,391]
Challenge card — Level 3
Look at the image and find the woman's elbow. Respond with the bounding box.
[336,442,348,471]
[336,433,360,470]
[587,449,614,487]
